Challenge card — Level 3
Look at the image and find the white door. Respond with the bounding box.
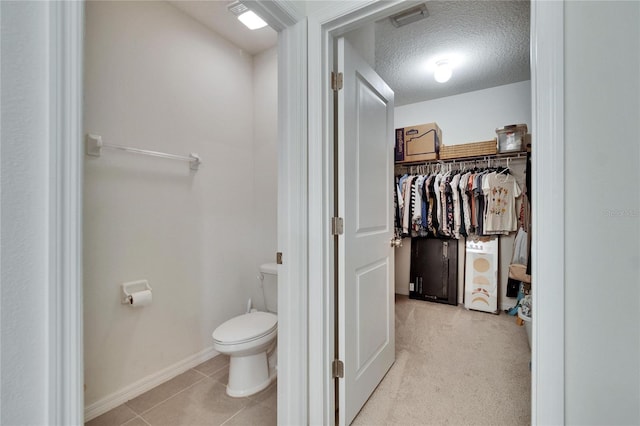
[337,37,395,425]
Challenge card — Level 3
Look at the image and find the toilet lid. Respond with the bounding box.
[212,312,277,344]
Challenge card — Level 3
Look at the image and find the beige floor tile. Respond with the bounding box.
[122,417,150,426]
[209,366,229,386]
[247,382,276,408]
[141,378,250,426]
[222,403,277,426]
[126,369,206,414]
[85,404,136,426]
[193,355,230,377]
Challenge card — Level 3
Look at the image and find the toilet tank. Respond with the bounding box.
[260,263,278,313]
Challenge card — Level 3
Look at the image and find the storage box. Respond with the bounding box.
[439,140,497,160]
[496,124,528,153]
[395,122,441,163]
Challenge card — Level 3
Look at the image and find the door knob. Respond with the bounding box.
[390,237,403,248]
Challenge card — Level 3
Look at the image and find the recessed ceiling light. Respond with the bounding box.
[237,10,267,30]
[227,1,268,30]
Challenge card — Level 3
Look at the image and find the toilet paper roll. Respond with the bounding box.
[129,289,152,307]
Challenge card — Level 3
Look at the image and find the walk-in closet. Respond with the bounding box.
[395,149,531,317]
[343,1,533,424]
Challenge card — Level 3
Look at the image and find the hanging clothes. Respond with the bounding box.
[395,164,523,239]
[483,170,522,234]
[459,171,472,237]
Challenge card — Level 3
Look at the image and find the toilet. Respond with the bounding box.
[212,263,278,397]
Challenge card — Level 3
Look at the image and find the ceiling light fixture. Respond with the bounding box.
[227,1,268,30]
[434,60,452,83]
[237,10,267,30]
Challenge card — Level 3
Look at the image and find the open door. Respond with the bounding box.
[336,37,395,425]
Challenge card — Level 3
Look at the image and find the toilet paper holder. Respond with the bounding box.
[122,279,152,304]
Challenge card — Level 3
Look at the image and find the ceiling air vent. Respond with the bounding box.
[389,4,429,28]
[227,1,249,16]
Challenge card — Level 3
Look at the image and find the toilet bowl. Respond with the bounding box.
[212,263,279,397]
[212,311,277,397]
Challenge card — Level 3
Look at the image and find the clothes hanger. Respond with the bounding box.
[497,157,511,175]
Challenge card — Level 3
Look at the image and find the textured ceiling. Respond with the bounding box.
[168,1,277,55]
[170,1,529,106]
[375,1,530,106]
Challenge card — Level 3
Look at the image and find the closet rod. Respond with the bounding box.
[85,134,201,170]
[396,151,527,169]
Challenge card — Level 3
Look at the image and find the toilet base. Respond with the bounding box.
[226,351,276,397]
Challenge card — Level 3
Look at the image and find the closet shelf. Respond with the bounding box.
[396,135,531,168]
[395,151,528,170]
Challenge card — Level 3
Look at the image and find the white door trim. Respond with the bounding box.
[49,1,85,424]
[306,14,335,425]
[300,1,566,424]
[273,15,309,426]
[54,1,306,424]
[530,1,565,423]
[306,4,413,424]
[252,4,309,424]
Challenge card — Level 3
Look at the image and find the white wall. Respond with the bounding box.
[394,83,530,311]
[83,1,277,409]
[395,80,532,146]
[564,2,640,424]
[344,22,376,69]
[250,46,279,309]
[0,2,51,424]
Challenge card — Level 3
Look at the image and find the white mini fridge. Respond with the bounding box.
[464,237,499,314]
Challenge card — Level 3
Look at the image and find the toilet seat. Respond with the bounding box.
[212,312,277,345]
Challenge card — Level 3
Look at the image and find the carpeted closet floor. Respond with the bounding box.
[353,295,531,426]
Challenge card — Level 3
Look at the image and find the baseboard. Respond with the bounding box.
[84,346,219,422]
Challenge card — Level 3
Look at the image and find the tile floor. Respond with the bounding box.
[86,355,276,426]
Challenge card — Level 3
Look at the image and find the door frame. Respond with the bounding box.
[54,0,563,425]
[48,2,85,423]
[301,1,565,424]
[52,1,305,424]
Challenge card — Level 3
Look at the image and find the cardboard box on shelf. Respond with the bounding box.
[395,128,406,162]
[395,122,441,163]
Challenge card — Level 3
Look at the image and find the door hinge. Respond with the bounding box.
[276,252,283,265]
[331,217,344,236]
[332,359,344,378]
[331,72,343,91]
